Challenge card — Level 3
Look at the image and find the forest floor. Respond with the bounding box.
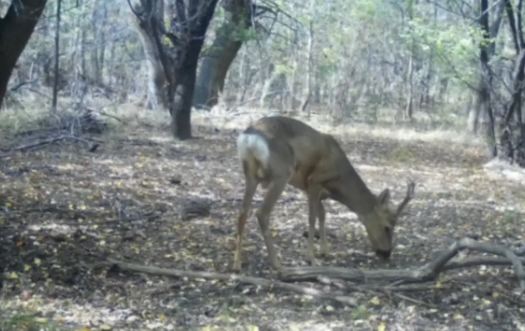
[1,108,525,331]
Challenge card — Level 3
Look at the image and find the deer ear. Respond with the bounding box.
[378,188,391,205]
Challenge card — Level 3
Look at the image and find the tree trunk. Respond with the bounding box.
[469,0,506,133]
[405,55,414,120]
[131,0,169,111]
[169,42,201,139]
[51,0,62,112]
[130,0,219,139]
[404,0,415,121]
[301,0,315,116]
[475,0,497,156]
[0,0,48,108]
[193,0,251,109]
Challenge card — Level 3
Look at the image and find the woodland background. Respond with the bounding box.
[1,0,525,330]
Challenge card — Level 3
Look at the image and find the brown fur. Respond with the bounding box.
[233,116,415,271]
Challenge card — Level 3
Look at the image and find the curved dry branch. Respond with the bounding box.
[281,238,525,291]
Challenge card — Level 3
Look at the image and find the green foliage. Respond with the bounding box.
[0,313,64,331]
[0,107,49,142]
[407,17,479,83]
[234,26,257,42]
[350,305,370,320]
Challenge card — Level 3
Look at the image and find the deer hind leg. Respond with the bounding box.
[256,176,288,271]
[306,185,322,265]
[233,161,259,272]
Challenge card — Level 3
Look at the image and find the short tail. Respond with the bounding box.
[237,130,270,170]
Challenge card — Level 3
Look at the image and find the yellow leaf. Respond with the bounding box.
[247,326,259,331]
[6,272,18,280]
[369,296,381,306]
[453,313,464,320]
[377,322,387,331]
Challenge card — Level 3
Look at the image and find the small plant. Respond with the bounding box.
[0,312,63,331]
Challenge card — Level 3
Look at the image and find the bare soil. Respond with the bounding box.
[1,114,524,331]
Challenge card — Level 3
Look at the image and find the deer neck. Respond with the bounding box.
[329,164,377,216]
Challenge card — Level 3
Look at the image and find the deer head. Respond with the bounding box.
[360,181,415,259]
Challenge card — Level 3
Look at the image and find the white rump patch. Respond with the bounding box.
[237,133,270,167]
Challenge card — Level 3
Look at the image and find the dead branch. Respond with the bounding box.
[1,135,69,155]
[107,258,356,306]
[105,238,524,307]
[280,238,525,290]
[0,134,101,158]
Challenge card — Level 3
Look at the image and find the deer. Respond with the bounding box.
[232,116,415,272]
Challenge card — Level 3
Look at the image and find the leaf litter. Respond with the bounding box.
[0,113,524,330]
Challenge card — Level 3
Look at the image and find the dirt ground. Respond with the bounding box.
[1,111,524,331]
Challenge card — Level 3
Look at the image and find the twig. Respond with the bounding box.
[98,110,124,123]
[392,292,436,308]
[107,258,357,306]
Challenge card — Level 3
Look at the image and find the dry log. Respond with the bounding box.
[107,258,357,306]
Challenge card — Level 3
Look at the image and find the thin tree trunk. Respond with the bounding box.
[476,0,497,156]
[301,0,315,116]
[404,0,415,121]
[131,0,169,110]
[51,0,62,112]
[0,0,48,108]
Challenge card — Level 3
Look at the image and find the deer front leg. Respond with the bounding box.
[318,200,328,257]
[256,176,288,271]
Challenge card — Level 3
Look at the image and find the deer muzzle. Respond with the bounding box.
[375,249,391,259]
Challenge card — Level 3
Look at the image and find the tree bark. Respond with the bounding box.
[404,0,415,121]
[468,0,506,133]
[500,0,525,166]
[0,0,48,108]
[475,0,497,156]
[300,0,315,116]
[130,0,219,139]
[131,0,169,110]
[193,0,251,109]
[51,0,62,112]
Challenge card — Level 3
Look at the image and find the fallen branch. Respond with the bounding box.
[0,134,100,158]
[106,238,524,307]
[280,238,525,290]
[107,258,357,306]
